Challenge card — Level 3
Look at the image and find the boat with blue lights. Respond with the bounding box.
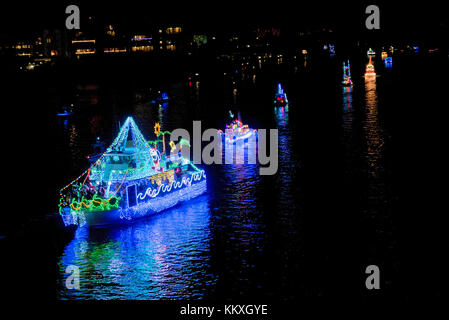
[58,117,207,227]
[57,104,74,117]
[274,83,288,106]
[150,90,169,104]
[219,118,257,144]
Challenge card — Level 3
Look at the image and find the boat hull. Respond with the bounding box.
[61,179,207,227]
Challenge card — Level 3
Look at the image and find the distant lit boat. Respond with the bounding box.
[219,119,257,144]
[150,91,169,104]
[329,44,336,56]
[342,60,353,86]
[59,117,207,227]
[364,57,376,77]
[57,104,74,117]
[367,48,376,56]
[274,83,288,106]
[381,51,388,60]
[384,57,393,68]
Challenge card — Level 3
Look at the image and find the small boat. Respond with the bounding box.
[59,117,207,227]
[364,56,376,77]
[219,119,257,144]
[57,104,74,117]
[342,60,353,87]
[150,90,169,104]
[274,83,288,106]
[367,48,376,56]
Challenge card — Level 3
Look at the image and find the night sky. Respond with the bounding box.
[1,1,447,39]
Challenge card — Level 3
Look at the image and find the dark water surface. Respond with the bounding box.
[3,52,447,299]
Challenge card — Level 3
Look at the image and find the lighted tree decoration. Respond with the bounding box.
[154,122,171,154]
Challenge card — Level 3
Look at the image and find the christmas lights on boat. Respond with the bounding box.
[58,117,207,227]
[274,83,288,106]
[218,118,257,144]
[364,56,376,77]
[342,60,353,87]
[367,48,376,57]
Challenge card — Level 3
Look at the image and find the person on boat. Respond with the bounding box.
[98,186,105,197]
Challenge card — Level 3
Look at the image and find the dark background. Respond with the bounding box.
[1,0,448,307]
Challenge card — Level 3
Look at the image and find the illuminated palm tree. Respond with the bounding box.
[154,122,171,154]
[159,131,171,154]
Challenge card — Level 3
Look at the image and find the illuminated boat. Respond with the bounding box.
[364,57,376,77]
[219,119,257,144]
[367,48,376,56]
[384,57,392,68]
[342,60,353,86]
[57,104,74,117]
[274,83,288,106]
[150,91,169,104]
[58,117,207,227]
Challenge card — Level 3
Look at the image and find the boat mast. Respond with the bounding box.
[347,60,351,79]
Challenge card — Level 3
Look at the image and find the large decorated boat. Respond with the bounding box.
[219,118,257,144]
[274,83,288,106]
[58,117,207,227]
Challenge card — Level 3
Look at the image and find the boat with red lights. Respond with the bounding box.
[274,83,288,106]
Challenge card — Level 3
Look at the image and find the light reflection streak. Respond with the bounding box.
[58,196,214,300]
[363,76,384,177]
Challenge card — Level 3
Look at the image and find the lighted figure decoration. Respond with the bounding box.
[219,118,257,144]
[169,141,176,153]
[367,48,376,56]
[364,56,376,77]
[58,117,207,227]
[384,57,393,68]
[274,83,289,106]
[381,51,388,60]
[342,60,353,87]
[329,44,335,56]
[150,148,163,172]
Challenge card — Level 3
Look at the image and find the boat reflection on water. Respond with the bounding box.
[363,76,384,178]
[342,84,354,170]
[275,105,289,127]
[57,195,216,300]
[342,86,353,113]
[221,133,258,165]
